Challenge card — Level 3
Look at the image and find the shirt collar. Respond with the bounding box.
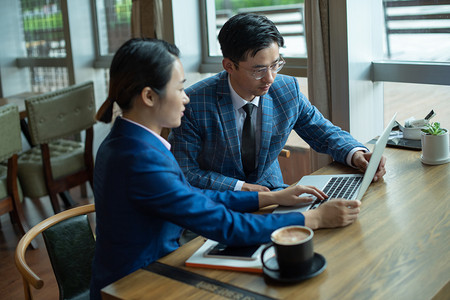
[121,117,171,150]
[227,74,260,110]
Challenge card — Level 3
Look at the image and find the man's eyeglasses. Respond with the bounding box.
[234,57,286,80]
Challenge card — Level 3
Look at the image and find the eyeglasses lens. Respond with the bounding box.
[253,59,285,80]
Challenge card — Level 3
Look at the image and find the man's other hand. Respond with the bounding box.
[352,150,386,182]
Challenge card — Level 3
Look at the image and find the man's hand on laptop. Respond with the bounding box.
[258,185,326,208]
[303,199,361,229]
[352,151,387,182]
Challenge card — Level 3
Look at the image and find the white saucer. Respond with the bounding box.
[421,155,450,165]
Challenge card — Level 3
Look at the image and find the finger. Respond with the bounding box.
[379,155,387,167]
[295,185,327,200]
[356,161,369,173]
[346,215,358,225]
[297,196,315,203]
[343,200,360,209]
[346,207,360,215]
[356,153,370,171]
[373,167,386,182]
[347,200,361,207]
[304,186,327,200]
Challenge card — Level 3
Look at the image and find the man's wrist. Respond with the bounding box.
[234,180,245,191]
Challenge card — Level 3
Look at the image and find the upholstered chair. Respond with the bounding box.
[17,81,96,213]
[0,104,36,248]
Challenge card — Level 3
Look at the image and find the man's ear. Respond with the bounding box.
[141,87,158,107]
[222,58,235,74]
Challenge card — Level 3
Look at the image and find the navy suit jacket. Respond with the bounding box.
[90,118,305,299]
[169,71,366,191]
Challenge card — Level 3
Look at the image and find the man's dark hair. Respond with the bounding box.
[218,13,284,63]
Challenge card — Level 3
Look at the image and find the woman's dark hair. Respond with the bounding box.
[96,38,180,123]
[218,13,284,63]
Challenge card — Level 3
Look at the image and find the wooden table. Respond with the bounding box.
[0,91,38,119]
[102,146,450,300]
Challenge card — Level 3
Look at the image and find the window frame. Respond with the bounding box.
[329,0,450,143]
[199,0,308,77]
[372,61,450,85]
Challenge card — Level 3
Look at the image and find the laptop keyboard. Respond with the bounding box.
[309,176,363,210]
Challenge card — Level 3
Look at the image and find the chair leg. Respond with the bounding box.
[9,203,38,249]
[49,193,62,214]
[59,191,76,208]
[22,279,32,300]
[9,211,18,224]
[80,183,88,198]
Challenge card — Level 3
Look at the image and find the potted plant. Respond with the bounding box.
[421,122,449,165]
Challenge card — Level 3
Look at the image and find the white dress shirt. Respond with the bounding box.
[227,75,367,191]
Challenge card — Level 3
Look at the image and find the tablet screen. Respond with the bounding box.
[203,243,261,261]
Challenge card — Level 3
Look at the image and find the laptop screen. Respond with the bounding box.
[355,113,397,200]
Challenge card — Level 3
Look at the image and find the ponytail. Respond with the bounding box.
[95,97,114,123]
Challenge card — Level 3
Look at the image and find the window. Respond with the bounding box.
[384,82,450,130]
[93,0,132,93]
[332,0,450,142]
[19,0,69,93]
[201,0,307,77]
[377,0,450,131]
[95,0,132,56]
[21,0,65,58]
[382,0,450,61]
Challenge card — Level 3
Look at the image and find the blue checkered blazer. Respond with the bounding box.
[169,71,365,191]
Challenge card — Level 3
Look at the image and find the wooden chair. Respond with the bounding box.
[279,148,290,158]
[0,104,36,248]
[15,204,95,300]
[17,82,96,213]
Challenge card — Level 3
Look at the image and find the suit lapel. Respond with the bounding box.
[216,72,245,175]
[258,93,274,178]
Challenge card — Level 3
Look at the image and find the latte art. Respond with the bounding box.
[272,227,311,245]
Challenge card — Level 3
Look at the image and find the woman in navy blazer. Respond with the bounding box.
[90,38,361,299]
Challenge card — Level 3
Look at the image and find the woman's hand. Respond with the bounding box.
[303,199,361,230]
[258,185,327,208]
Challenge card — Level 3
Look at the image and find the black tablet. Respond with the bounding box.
[203,243,261,261]
[387,137,422,150]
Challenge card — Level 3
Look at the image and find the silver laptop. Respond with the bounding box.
[275,113,397,214]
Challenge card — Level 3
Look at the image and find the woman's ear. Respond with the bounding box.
[141,87,158,107]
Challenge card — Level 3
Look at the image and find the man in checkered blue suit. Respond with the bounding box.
[169,13,386,192]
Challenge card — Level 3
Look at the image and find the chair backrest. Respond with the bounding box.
[15,204,95,300]
[0,104,32,245]
[43,214,95,300]
[0,104,22,161]
[25,81,96,145]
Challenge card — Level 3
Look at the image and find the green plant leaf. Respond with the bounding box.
[421,122,446,135]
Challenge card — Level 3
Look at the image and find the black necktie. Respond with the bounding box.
[242,103,256,176]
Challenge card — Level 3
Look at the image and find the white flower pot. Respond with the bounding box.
[421,129,450,165]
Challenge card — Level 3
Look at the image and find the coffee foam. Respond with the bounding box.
[272,226,312,245]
